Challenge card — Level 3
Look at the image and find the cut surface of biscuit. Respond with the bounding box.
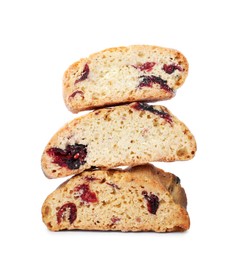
[41,102,196,179]
[42,164,190,232]
[63,45,189,113]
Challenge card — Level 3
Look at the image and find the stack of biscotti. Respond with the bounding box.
[41,45,196,232]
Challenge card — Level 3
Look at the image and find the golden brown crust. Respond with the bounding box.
[63,45,188,113]
[154,167,187,208]
[42,164,190,232]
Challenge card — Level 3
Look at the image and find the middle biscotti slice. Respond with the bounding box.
[41,102,196,178]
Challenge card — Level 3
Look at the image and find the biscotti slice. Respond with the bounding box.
[63,45,188,113]
[41,102,196,178]
[42,164,190,232]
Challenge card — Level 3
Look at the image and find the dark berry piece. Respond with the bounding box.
[133,62,156,72]
[47,144,87,170]
[142,191,159,215]
[131,102,172,124]
[111,216,120,224]
[175,176,181,184]
[74,184,98,203]
[74,64,89,84]
[68,90,84,99]
[106,182,120,190]
[137,75,173,93]
[137,75,154,88]
[162,63,183,74]
[57,203,77,224]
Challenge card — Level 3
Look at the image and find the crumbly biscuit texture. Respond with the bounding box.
[42,164,190,232]
[41,102,196,178]
[63,45,189,113]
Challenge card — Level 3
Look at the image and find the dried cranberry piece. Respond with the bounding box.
[111,216,120,224]
[137,75,173,93]
[68,90,84,99]
[133,62,156,72]
[162,64,183,74]
[137,75,153,88]
[57,203,77,224]
[131,102,172,124]
[142,191,159,215]
[47,144,87,170]
[175,176,181,184]
[74,64,89,84]
[74,184,98,203]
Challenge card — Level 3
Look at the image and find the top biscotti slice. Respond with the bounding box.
[41,102,196,178]
[63,45,189,113]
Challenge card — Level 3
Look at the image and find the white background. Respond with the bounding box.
[0,0,237,259]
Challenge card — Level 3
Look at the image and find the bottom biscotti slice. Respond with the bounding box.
[42,164,190,232]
